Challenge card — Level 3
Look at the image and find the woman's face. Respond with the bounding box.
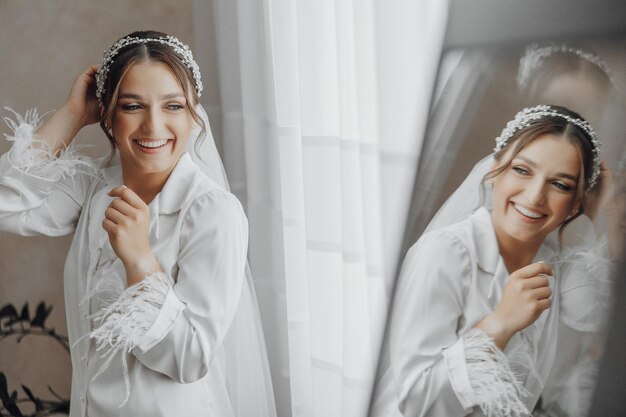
[110,60,193,180]
[490,133,582,246]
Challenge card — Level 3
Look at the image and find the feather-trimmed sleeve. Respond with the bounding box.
[390,231,530,417]
[3,107,94,180]
[86,190,248,406]
[0,108,97,236]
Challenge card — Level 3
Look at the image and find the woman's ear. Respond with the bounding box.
[569,199,582,218]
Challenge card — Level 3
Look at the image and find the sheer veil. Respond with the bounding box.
[423,154,494,234]
[188,104,277,417]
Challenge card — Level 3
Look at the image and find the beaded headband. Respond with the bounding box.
[494,105,601,190]
[95,35,203,104]
[517,44,615,90]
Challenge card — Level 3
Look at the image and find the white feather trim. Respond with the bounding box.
[3,107,96,180]
[464,329,531,417]
[88,272,172,407]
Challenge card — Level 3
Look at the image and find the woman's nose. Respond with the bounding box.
[526,179,547,205]
[141,108,163,133]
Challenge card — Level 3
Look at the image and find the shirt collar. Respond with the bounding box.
[99,152,198,215]
[468,207,500,274]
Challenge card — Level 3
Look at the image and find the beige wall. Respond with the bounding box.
[0,0,221,405]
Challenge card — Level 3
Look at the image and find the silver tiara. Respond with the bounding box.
[95,35,203,103]
[494,105,601,190]
[517,44,615,90]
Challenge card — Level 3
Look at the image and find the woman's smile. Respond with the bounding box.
[511,202,547,223]
[133,138,174,153]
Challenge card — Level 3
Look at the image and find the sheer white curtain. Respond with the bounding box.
[202,1,448,416]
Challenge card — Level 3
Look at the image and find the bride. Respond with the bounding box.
[371,105,614,417]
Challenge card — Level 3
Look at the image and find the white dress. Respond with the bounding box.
[371,207,610,417]
[0,113,267,416]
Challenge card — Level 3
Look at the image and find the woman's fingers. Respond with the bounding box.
[536,298,552,311]
[102,217,116,234]
[109,197,135,216]
[523,274,550,289]
[513,261,554,279]
[108,186,147,209]
[105,206,127,225]
[531,286,553,300]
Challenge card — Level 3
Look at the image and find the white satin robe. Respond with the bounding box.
[0,142,251,416]
[372,207,609,417]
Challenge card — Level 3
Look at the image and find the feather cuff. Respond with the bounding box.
[88,272,172,407]
[3,107,94,180]
[464,329,531,417]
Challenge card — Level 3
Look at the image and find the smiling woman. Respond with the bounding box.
[110,61,194,202]
[0,30,276,417]
[370,105,613,417]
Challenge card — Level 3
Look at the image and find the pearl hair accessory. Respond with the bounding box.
[95,35,203,103]
[517,44,615,90]
[494,105,601,190]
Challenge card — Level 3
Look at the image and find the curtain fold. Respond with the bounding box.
[206,1,448,415]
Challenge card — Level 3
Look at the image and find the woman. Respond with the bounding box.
[0,31,275,417]
[371,105,613,417]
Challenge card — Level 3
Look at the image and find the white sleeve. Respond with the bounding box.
[0,108,95,236]
[390,231,530,417]
[88,190,248,383]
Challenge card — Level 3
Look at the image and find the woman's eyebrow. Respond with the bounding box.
[515,156,578,181]
[117,92,185,100]
[118,93,143,100]
[516,156,537,168]
[161,92,185,99]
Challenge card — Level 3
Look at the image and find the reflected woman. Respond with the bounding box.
[371,105,613,417]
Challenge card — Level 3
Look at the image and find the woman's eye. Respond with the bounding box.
[166,103,185,111]
[552,181,572,192]
[512,166,529,175]
[121,104,141,111]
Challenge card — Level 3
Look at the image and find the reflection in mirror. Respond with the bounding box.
[371,37,625,417]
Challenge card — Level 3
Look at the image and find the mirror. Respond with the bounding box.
[372,1,626,416]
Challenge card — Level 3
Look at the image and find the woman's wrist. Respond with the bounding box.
[123,254,163,287]
[35,106,86,154]
[58,104,91,130]
[473,313,515,351]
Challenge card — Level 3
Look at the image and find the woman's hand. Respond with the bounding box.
[61,65,101,128]
[35,66,101,154]
[474,262,553,350]
[102,186,163,286]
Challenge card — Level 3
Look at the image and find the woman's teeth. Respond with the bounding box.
[137,140,168,148]
[513,203,544,219]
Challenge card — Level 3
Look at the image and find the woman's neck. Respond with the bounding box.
[122,168,174,205]
[492,221,543,274]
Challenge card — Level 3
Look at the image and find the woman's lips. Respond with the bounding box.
[133,139,172,153]
[512,202,547,223]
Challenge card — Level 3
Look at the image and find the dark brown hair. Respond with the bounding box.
[484,105,596,236]
[99,30,206,156]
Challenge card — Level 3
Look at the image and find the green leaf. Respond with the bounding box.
[8,391,24,417]
[0,304,18,320]
[31,303,52,328]
[21,385,43,411]
[0,304,19,327]
[19,304,30,323]
[0,372,9,400]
